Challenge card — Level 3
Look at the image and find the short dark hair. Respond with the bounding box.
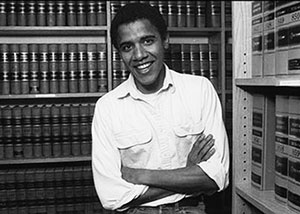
[110,3,168,50]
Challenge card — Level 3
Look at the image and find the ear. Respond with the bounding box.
[163,33,169,50]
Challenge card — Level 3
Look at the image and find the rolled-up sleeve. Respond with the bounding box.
[198,79,230,191]
[92,100,148,210]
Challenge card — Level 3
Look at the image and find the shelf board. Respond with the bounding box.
[0,92,105,99]
[236,183,298,214]
[168,27,222,37]
[0,26,107,36]
[0,156,91,165]
[235,77,300,87]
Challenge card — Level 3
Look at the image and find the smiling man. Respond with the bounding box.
[92,3,229,214]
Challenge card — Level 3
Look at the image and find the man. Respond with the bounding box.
[92,3,229,214]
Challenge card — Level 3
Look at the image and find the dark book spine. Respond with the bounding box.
[44,168,55,206]
[181,44,191,74]
[208,43,219,90]
[58,43,69,93]
[39,44,50,94]
[0,1,6,26]
[2,106,13,159]
[112,47,121,89]
[190,44,200,76]
[70,104,80,156]
[225,43,233,90]
[96,1,106,26]
[67,1,76,26]
[51,104,61,157]
[0,107,3,159]
[46,1,56,26]
[158,1,168,26]
[10,44,21,94]
[37,1,46,26]
[19,44,30,94]
[170,43,181,72]
[15,169,26,207]
[199,43,209,78]
[87,1,97,26]
[34,168,46,205]
[164,46,172,68]
[7,1,17,26]
[167,1,177,27]
[28,44,40,94]
[21,105,33,158]
[32,105,42,158]
[49,44,59,93]
[0,44,10,94]
[77,1,87,26]
[68,44,79,93]
[12,106,23,158]
[25,168,36,206]
[186,1,196,27]
[97,43,107,92]
[225,1,232,28]
[87,43,98,92]
[6,169,17,208]
[208,1,221,27]
[41,104,52,158]
[120,60,129,85]
[79,104,91,155]
[54,167,64,205]
[63,167,75,204]
[17,1,26,26]
[60,104,70,157]
[177,1,186,27]
[78,43,88,93]
[26,1,36,26]
[56,1,66,26]
[196,1,206,27]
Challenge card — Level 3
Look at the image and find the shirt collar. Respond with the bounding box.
[117,64,176,100]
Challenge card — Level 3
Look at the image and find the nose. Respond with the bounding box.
[133,44,147,61]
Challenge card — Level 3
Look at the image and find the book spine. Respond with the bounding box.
[186,1,196,27]
[158,1,168,26]
[120,60,129,85]
[196,1,206,27]
[56,1,66,26]
[10,44,21,94]
[208,43,219,90]
[287,96,300,212]
[32,105,42,158]
[68,44,79,93]
[49,44,59,93]
[54,167,64,205]
[58,43,69,93]
[19,44,30,94]
[41,104,52,158]
[96,1,106,26]
[288,2,300,75]
[0,44,10,94]
[39,44,50,94]
[22,105,33,158]
[0,1,6,26]
[112,47,121,89]
[60,104,70,157]
[199,43,209,78]
[35,168,46,206]
[37,1,46,26]
[275,95,289,203]
[2,106,13,159]
[164,46,172,68]
[167,1,177,27]
[67,1,76,26]
[225,43,233,90]
[209,1,221,27]
[87,43,98,93]
[97,43,107,92]
[26,1,36,26]
[77,1,87,26]
[70,104,81,156]
[78,43,88,93]
[225,1,232,28]
[7,1,17,26]
[17,1,26,26]
[24,168,35,206]
[110,1,120,21]
[51,104,61,158]
[263,1,275,76]
[170,43,181,72]
[47,1,56,26]
[12,105,23,158]
[63,167,74,204]
[15,169,26,207]
[79,104,91,155]
[28,44,40,94]
[87,1,97,26]
[6,169,17,208]
[190,44,200,76]
[0,107,3,159]
[181,44,191,74]
[252,1,264,77]
[44,168,55,206]
[177,1,186,27]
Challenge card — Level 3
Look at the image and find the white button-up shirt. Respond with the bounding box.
[92,65,229,210]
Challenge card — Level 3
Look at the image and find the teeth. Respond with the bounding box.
[137,63,151,69]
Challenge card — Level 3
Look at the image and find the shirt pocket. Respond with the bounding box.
[115,129,152,168]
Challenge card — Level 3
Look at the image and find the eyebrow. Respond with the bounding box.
[119,35,157,48]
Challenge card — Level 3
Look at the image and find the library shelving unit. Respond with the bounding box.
[232,2,299,214]
[0,1,232,213]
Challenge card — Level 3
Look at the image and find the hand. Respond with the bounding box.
[186,133,215,167]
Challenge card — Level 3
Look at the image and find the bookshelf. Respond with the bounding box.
[232,2,299,214]
[0,1,232,213]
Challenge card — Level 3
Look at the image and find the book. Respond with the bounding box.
[39,44,50,94]
[262,1,275,76]
[96,1,106,26]
[51,104,62,158]
[87,43,98,93]
[186,1,196,27]
[110,1,120,22]
[78,43,88,93]
[181,44,191,74]
[287,96,300,212]
[15,169,26,207]
[225,43,233,90]
[196,1,206,27]
[199,43,209,78]
[66,1,76,26]
[2,105,13,159]
[225,1,232,28]
[158,1,168,26]
[17,1,26,26]
[27,1,36,26]
[0,44,10,94]
[32,105,42,158]
[79,104,91,155]
[56,1,66,26]
[10,44,21,94]
[87,1,97,26]
[112,47,121,89]
[0,1,6,26]
[49,44,59,94]
[37,1,46,26]
[77,1,87,26]
[61,104,71,157]
[97,43,107,92]
[252,1,264,77]
[208,43,219,90]
[170,43,181,72]
[12,105,23,158]
[167,1,177,27]
[46,1,56,26]
[0,107,3,159]
[190,44,200,76]
[22,105,33,158]
[70,104,80,156]
[35,168,46,204]
[42,104,52,158]
[177,1,186,27]
[58,43,69,93]
[208,1,221,27]
[68,43,79,93]
[19,44,30,94]
[29,44,40,94]
[24,168,36,206]
[7,1,17,26]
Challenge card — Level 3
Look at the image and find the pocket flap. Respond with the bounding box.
[173,122,204,137]
[115,129,152,149]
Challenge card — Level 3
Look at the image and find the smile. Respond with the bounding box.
[136,62,152,70]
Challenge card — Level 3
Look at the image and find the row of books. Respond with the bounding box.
[0,103,95,160]
[252,1,300,77]
[0,1,106,27]
[0,43,108,95]
[251,94,300,212]
[0,165,105,213]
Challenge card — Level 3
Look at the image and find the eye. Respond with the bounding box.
[120,43,133,52]
[143,38,154,46]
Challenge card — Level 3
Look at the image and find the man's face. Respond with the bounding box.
[117,19,168,94]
